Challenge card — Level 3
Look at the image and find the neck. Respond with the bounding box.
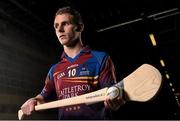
[64,41,84,58]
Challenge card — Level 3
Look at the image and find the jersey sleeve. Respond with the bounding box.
[40,65,56,100]
[99,55,117,88]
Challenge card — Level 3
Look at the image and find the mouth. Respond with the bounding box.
[59,35,66,38]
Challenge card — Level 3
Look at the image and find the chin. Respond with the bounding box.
[59,39,68,45]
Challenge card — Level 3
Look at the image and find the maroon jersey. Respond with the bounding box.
[40,46,117,119]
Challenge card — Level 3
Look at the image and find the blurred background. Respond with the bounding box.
[0,0,179,119]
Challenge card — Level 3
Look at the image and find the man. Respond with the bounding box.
[20,6,126,119]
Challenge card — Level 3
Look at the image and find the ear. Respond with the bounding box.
[76,23,84,32]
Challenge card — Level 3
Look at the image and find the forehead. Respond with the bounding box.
[54,13,73,23]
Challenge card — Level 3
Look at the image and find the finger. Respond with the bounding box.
[21,106,29,115]
[29,104,35,113]
[106,98,115,109]
[104,98,111,108]
[116,96,126,105]
[104,99,108,108]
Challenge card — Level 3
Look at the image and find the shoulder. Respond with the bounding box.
[47,63,58,79]
[91,50,108,56]
[91,50,109,64]
[48,64,57,72]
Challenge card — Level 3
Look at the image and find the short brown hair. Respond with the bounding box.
[55,6,83,25]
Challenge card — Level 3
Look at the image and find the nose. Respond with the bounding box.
[58,25,64,32]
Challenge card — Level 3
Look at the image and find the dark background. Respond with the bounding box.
[0,0,179,119]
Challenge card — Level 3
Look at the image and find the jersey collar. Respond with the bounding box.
[60,46,91,60]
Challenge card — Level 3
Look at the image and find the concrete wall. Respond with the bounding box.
[0,17,59,119]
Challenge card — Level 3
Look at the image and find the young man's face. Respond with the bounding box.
[54,13,82,47]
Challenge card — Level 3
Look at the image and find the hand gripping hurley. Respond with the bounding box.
[18,64,162,120]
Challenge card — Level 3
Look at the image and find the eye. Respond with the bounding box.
[54,23,59,29]
[62,21,70,26]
